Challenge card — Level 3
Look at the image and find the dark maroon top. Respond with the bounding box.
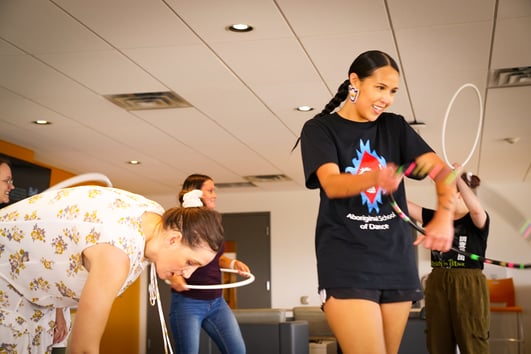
[171,241,224,299]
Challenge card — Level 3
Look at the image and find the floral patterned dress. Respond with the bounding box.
[0,186,164,353]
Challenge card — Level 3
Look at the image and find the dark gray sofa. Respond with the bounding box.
[198,306,427,354]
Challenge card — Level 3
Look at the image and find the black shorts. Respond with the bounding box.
[320,287,423,305]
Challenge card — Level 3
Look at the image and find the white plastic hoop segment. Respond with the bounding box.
[165,268,255,290]
[441,83,483,168]
[45,172,113,191]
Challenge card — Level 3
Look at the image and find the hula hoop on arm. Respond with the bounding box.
[441,83,484,168]
[45,172,113,191]
[164,268,255,289]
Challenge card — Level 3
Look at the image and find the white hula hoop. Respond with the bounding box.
[441,83,483,168]
[165,268,255,289]
[45,172,113,191]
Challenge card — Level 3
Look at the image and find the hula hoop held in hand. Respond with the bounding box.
[165,268,255,289]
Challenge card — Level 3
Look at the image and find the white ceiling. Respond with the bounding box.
[0,0,529,196]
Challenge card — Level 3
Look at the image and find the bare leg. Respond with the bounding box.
[381,301,412,354]
[324,297,386,354]
[324,298,412,354]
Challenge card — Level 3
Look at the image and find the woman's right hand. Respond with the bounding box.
[376,164,402,194]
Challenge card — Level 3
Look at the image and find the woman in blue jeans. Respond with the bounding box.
[168,174,251,354]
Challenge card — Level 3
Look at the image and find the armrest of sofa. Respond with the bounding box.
[280,320,309,354]
[237,320,309,354]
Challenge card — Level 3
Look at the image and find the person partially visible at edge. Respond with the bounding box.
[0,185,223,354]
[0,157,15,205]
[0,158,88,352]
[298,50,457,354]
[167,174,250,354]
[408,167,490,354]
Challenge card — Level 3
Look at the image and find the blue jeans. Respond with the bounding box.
[169,292,245,354]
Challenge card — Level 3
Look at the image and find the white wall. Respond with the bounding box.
[148,180,531,351]
[151,188,322,309]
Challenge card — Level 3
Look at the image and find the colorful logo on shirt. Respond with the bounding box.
[345,139,386,213]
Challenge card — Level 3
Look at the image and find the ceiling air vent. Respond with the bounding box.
[104,91,192,111]
[488,66,531,88]
[216,175,292,190]
[216,181,257,189]
[244,174,292,183]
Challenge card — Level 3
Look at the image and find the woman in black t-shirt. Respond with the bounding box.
[299,50,457,354]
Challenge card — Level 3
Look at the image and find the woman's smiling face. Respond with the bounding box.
[0,163,15,204]
[352,65,400,122]
[200,179,217,210]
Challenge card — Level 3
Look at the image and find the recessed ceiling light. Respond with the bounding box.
[33,120,51,125]
[227,24,253,32]
[127,160,141,165]
[295,106,314,112]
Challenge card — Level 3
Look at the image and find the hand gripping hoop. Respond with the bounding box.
[165,268,255,289]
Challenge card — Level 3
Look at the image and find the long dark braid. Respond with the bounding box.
[317,79,350,118]
[290,80,350,151]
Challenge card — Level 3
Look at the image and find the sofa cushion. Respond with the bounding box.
[233,308,287,323]
[293,306,333,338]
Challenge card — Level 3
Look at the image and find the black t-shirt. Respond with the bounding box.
[301,112,433,290]
[422,208,490,269]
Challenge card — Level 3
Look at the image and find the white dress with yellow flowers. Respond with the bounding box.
[0,186,164,353]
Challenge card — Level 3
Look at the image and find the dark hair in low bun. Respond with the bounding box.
[460,172,481,190]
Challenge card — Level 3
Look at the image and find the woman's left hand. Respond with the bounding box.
[232,260,251,275]
[414,217,453,252]
[53,308,69,344]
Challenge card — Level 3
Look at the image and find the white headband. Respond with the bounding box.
[182,189,204,208]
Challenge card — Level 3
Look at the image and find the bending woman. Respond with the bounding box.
[0,185,223,354]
